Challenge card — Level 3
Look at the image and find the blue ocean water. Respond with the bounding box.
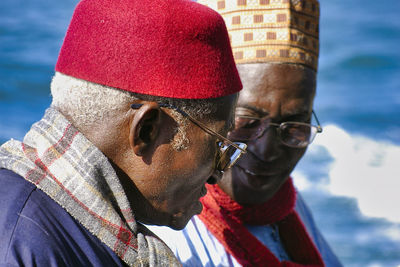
[0,0,399,266]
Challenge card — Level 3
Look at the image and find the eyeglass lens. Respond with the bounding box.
[279,122,317,148]
[229,117,318,148]
[228,117,270,141]
[216,142,247,172]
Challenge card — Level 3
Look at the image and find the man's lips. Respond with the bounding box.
[233,164,283,191]
[233,159,280,176]
[235,150,281,177]
[240,167,281,177]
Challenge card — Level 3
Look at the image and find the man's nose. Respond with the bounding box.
[249,127,283,162]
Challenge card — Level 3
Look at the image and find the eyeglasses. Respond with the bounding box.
[229,109,323,148]
[131,103,247,173]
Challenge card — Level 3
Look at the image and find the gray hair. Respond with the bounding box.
[50,72,223,150]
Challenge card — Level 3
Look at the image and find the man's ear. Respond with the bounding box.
[129,102,162,156]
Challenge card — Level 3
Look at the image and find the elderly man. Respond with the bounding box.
[149,0,343,266]
[0,0,247,266]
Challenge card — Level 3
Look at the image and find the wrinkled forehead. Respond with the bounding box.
[236,63,316,112]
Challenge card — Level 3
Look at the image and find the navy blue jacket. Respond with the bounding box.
[0,169,126,267]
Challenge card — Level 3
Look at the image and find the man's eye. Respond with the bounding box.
[243,119,260,128]
[235,117,260,129]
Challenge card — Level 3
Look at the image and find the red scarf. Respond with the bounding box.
[198,178,324,267]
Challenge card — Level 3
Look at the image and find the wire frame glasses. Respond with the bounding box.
[229,110,323,148]
[131,103,247,173]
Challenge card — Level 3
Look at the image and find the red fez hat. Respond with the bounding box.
[55,0,242,99]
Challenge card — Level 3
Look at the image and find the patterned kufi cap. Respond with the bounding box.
[197,0,320,71]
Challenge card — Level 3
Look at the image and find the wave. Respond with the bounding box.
[294,124,400,223]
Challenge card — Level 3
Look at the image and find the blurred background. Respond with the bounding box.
[0,0,399,266]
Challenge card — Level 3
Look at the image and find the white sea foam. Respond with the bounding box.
[309,124,400,223]
[291,171,312,191]
[382,226,400,242]
[292,169,329,193]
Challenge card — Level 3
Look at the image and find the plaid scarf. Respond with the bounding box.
[198,179,324,267]
[0,107,180,267]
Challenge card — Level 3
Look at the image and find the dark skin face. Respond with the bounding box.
[91,94,237,230]
[218,63,316,205]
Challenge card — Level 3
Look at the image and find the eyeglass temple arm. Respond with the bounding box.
[312,110,323,133]
[131,103,246,153]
